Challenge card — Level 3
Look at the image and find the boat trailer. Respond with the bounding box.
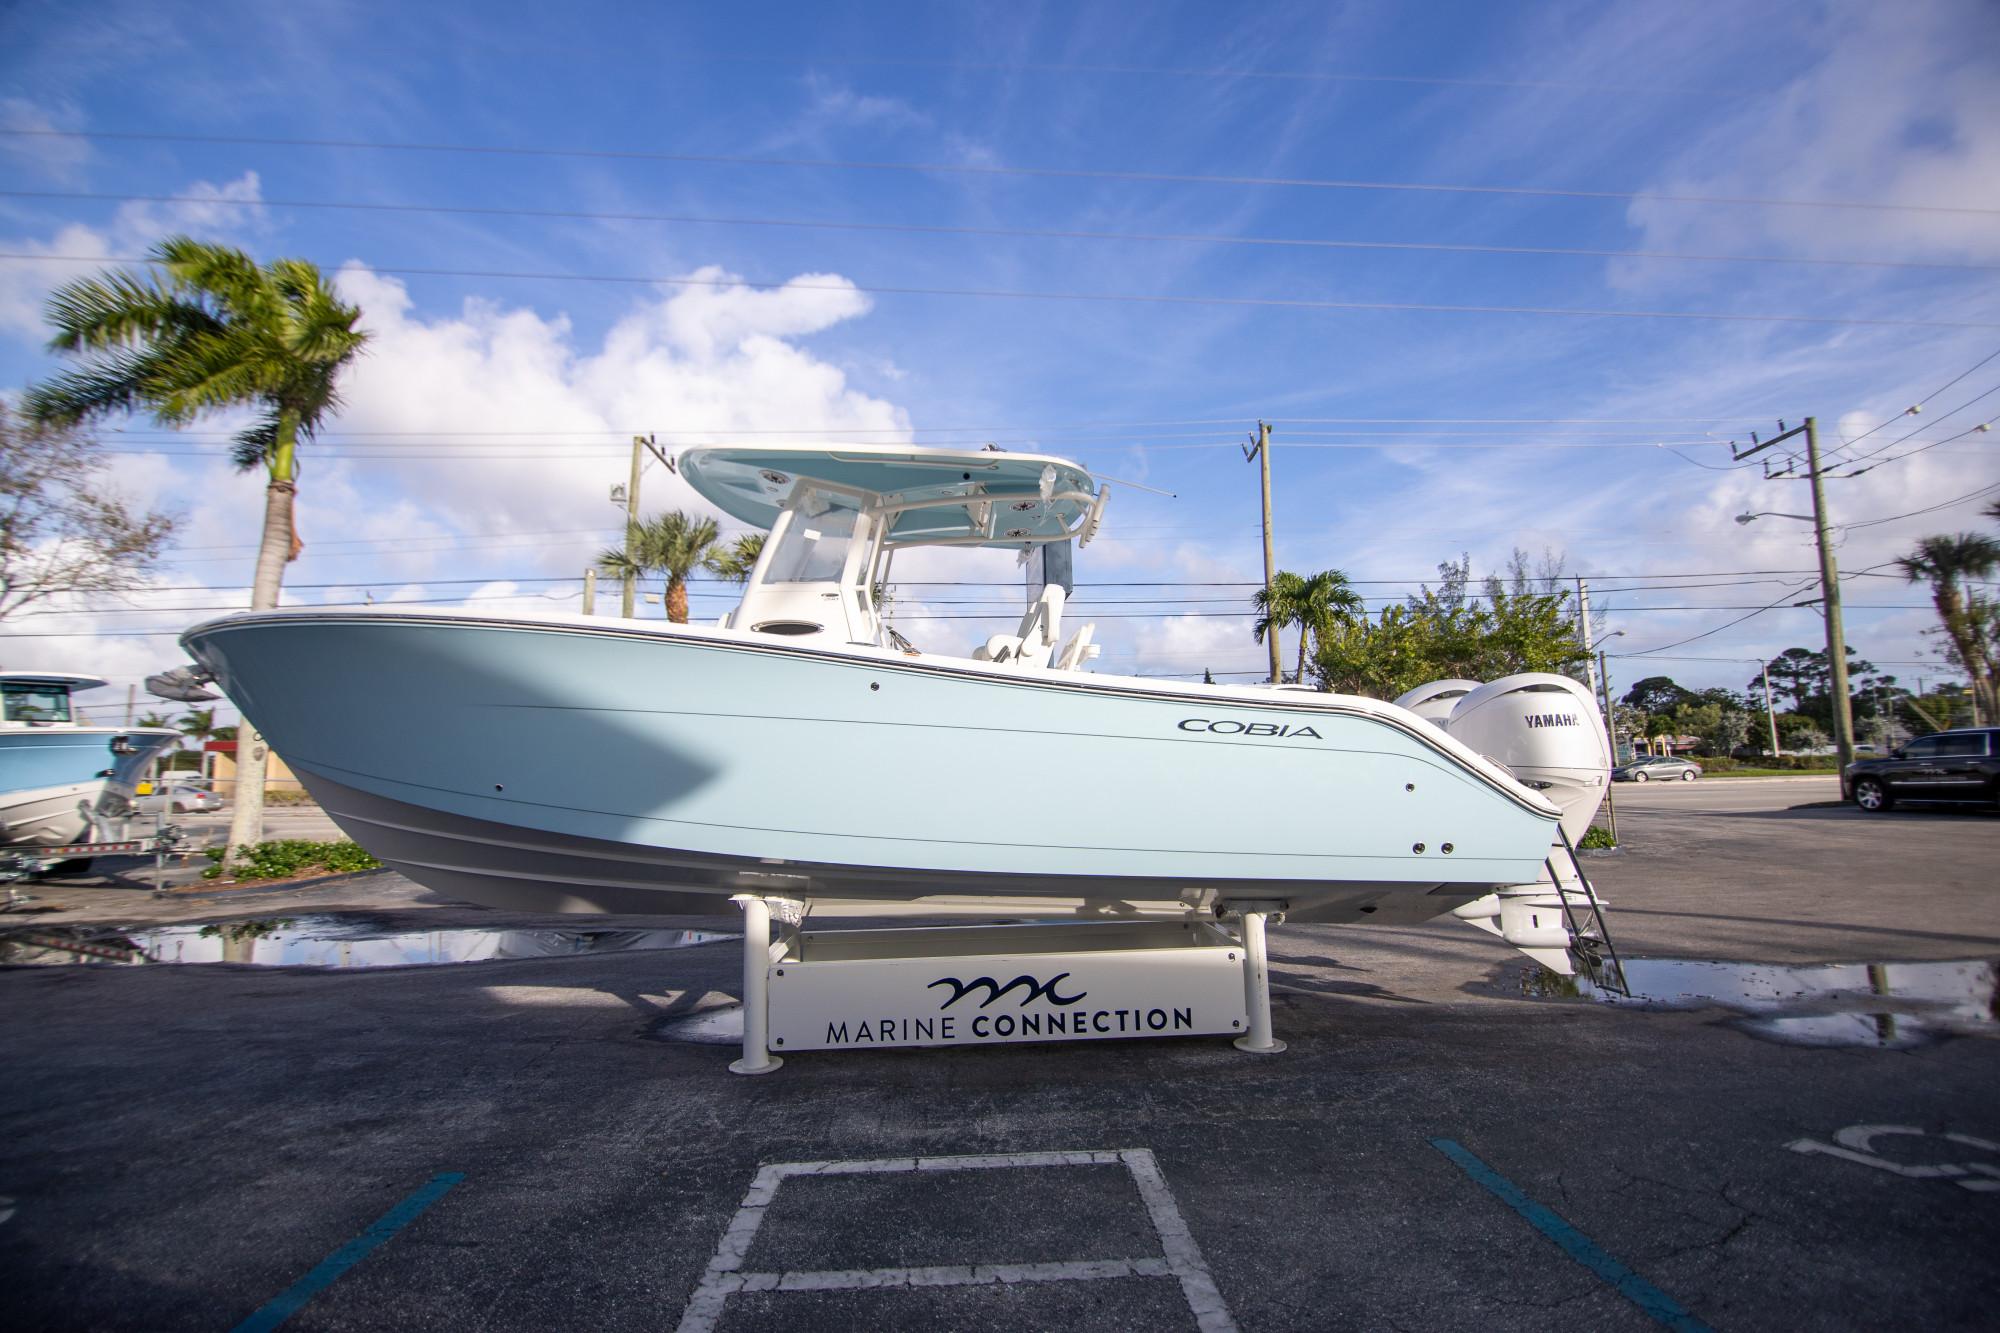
[1,816,191,896]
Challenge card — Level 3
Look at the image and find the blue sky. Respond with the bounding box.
[3,0,1997,718]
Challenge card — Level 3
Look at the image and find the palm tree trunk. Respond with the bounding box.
[220,416,299,872]
[667,575,688,624]
[1296,624,1310,685]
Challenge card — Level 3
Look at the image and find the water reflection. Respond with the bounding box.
[0,913,733,969]
[1524,956,2000,1049]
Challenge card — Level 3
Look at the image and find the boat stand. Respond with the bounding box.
[725,894,1290,1074]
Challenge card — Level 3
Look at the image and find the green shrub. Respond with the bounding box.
[203,839,383,881]
[1578,825,1617,850]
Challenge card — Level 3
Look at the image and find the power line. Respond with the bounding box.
[7,128,1994,216]
[1825,344,2000,462]
[1837,479,2000,532]
[12,188,1993,274]
[1833,381,2000,472]
[1843,418,1994,474]
[668,52,1733,97]
[12,252,1995,329]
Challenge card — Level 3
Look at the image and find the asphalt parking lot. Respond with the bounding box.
[2,778,1995,1330]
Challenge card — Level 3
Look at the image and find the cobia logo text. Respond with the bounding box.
[1178,718,1322,739]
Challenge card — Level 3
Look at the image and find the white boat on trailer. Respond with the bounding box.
[180,443,1614,1066]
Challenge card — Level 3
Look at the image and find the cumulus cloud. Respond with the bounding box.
[325,264,907,540]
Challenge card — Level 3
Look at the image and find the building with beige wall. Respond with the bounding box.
[201,740,307,797]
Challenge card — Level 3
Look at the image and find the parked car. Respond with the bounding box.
[1612,755,1702,782]
[134,777,224,814]
[1843,728,2000,812]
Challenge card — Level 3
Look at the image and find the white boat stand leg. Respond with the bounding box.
[728,893,802,1075]
[1224,901,1287,1054]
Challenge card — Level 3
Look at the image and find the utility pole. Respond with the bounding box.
[1597,647,1618,843]
[1803,418,1856,770]
[1761,661,1781,756]
[1576,577,1596,700]
[124,683,136,726]
[1244,421,1280,684]
[1731,415,1857,770]
[621,435,645,618]
[582,567,597,616]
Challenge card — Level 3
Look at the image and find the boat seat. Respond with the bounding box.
[974,584,1066,669]
[974,634,1023,663]
[1055,622,1101,671]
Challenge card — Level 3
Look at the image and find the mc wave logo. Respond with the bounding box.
[928,972,1086,1009]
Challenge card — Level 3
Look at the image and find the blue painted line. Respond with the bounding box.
[231,1172,464,1333]
[1429,1139,1712,1332]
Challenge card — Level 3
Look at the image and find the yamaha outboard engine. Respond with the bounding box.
[1391,679,1482,728]
[1397,673,1611,973]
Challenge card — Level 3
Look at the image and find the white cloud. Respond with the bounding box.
[325,264,906,542]
[0,170,266,341]
[1623,5,2000,265]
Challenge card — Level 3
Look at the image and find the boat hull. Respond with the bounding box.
[184,612,1562,922]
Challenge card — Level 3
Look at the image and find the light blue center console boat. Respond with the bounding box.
[0,673,180,848]
[182,444,1566,926]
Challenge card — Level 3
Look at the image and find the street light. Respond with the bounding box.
[1732,504,1854,767]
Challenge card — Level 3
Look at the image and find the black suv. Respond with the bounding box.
[1843,728,2000,812]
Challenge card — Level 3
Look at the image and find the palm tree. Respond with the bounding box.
[598,510,720,624]
[1253,569,1364,684]
[1291,570,1365,684]
[708,532,765,583]
[25,236,370,865]
[1252,571,1311,683]
[176,707,219,747]
[1897,532,2000,721]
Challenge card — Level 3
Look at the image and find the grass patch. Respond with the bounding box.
[204,839,382,881]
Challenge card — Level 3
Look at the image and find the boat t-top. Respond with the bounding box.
[181,444,1594,944]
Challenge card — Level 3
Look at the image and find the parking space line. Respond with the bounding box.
[1430,1139,1711,1333]
[676,1148,1236,1333]
[230,1171,464,1333]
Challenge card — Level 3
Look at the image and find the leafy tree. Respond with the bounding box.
[598,509,720,624]
[1897,532,2000,722]
[0,406,177,621]
[1760,648,1823,713]
[1310,562,1585,699]
[1669,701,1752,756]
[25,237,368,868]
[1622,676,1695,716]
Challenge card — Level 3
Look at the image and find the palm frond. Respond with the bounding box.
[231,414,282,470]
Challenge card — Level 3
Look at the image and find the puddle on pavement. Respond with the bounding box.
[0,914,735,969]
[1524,956,2000,1049]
